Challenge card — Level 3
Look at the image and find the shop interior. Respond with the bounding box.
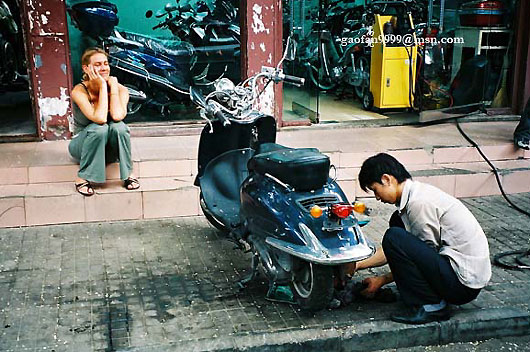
[282,0,518,124]
[0,0,521,137]
[0,0,34,137]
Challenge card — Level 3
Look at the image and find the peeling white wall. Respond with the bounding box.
[37,87,70,132]
[255,84,275,117]
[251,4,270,34]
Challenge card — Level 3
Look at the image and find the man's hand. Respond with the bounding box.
[360,272,393,298]
[360,276,385,298]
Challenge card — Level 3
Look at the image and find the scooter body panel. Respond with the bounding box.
[199,148,254,228]
[240,173,375,265]
[195,113,276,184]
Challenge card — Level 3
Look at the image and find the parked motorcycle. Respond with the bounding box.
[192,38,375,312]
[297,2,372,99]
[146,0,240,84]
[68,1,215,116]
[0,0,26,87]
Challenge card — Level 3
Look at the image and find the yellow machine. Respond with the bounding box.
[362,13,418,111]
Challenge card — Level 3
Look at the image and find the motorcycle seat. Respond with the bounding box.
[249,143,330,191]
[117,30,195,57]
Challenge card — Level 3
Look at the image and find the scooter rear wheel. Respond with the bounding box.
[291,260,334,312]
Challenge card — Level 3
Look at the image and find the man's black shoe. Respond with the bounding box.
[390,306,450,325]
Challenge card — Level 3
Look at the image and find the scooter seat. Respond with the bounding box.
[249,143,330,191]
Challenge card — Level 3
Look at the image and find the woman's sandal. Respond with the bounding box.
[124,177,140,190]
[75,181,95,196]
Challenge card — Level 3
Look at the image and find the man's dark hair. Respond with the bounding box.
[358,153,411,192]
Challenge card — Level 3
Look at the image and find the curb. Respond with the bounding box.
[125,307,530,351]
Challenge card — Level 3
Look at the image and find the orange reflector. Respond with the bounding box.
[353,201,366,214]
[310,205,323,218]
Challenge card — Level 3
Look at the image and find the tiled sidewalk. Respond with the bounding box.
[0,193,529,351]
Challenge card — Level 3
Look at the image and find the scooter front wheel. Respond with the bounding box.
[291,260,334,312]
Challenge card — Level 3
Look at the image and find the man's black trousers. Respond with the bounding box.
[383,211,480,307]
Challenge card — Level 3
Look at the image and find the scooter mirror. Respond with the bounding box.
[189,87,207,109]
[165,3,177,12]
[145,10,153,18]
[215,78,235,92]
[285,36,297,61]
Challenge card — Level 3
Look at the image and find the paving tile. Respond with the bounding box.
[433,146,482,164]
[0,142,37,168]
[27,164,79,184]
[143,187,199,218]
[0,184,27,197]
[354,180,374,199]
[414,174,456,196]
[454,173,500,198]
[501,170,530,194]
[0,197,25,227]
[25,194,85,226]
[138,177,192,192]
[0,167,28,185]
[387,148,433,165]
[29,140,74,167]
[340,151,379,168]
[25,182,76,197]
[336,167,357,181]
[324,152,340,169]
[338,180,356,202]
[85,191,142,222]
[138,160,194,178]
[480,144,525,161]
[105,162,140,180]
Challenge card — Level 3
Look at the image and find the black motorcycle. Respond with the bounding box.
[0,0,26,87]
[146,0,240,84]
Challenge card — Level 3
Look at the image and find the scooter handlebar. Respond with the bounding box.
[214,108,231,127]
[282,74,305,86]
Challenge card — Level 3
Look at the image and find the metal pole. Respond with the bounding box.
[439,0,445,32]
[428,0,434,28]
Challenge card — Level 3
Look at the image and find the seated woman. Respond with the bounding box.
[68,47,140,196]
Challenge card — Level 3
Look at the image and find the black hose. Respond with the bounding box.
[454,119,530,270]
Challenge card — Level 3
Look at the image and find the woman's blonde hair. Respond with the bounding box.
[81,47,108,81]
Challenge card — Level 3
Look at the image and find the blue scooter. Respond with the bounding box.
[192,38,375,312]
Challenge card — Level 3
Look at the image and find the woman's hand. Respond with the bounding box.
[107,76,119,90]
[85,64,106,93]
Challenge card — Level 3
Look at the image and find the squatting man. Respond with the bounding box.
[343,153,491,325]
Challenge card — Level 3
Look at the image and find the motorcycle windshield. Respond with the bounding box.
[195,113,276,184]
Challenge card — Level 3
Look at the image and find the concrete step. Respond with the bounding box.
[1,121,529,228]
[1,157,529,228]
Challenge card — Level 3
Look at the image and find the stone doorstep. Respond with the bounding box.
[0,144,526,186]
[0,178,200,228]
[1,165,530,228]
[122,307,530,352]
[1,157,529,228]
